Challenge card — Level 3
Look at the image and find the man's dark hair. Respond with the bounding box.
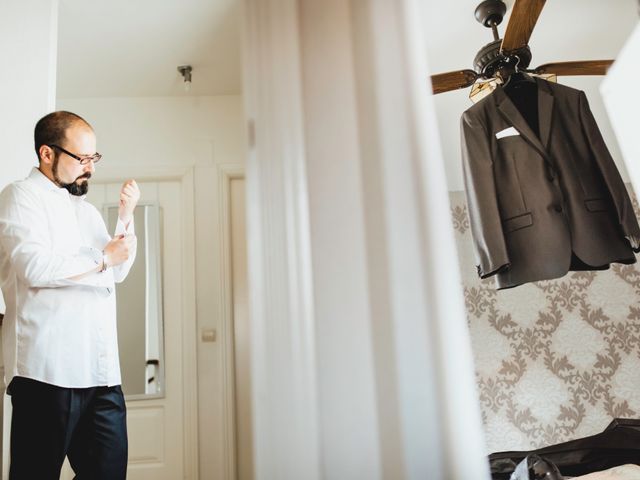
[34,111,92,161]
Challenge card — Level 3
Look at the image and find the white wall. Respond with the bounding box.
[58,94,245,480]
[57,96,243,171]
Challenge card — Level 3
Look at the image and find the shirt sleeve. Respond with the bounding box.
[0,184,105,289]
[112,216,136,283]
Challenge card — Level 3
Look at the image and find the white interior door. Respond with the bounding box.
[60,180,186,480]
[230,178,253,480]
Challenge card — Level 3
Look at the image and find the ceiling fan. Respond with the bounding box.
[430,0,614,96]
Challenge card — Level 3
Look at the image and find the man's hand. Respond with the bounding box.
[118,179,140,225]
[103,234,136,268]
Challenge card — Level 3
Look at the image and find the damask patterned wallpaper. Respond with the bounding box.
[450,188,640,454]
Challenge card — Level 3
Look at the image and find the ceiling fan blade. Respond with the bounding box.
[430,70,478,95]
[501,0,547,53]
[534,60,614,76]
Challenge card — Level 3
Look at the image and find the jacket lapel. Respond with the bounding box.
[536,77,554,150]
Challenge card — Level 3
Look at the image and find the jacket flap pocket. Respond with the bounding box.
[503,213,533,233]
[585,198,607,212]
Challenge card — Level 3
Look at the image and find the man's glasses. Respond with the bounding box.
[49,144,102,165]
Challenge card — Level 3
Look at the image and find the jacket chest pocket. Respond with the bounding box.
[496,134,522,146]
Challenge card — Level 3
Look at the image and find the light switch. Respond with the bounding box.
[201,328,217,343]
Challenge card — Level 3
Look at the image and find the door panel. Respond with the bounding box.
[61,180,185,480]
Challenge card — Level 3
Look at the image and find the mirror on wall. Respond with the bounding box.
[105,204,164,399]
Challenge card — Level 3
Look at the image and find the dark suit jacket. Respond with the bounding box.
[461,77,640,289]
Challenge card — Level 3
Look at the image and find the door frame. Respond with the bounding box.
[217,164,246,479]
[96,165,200,479]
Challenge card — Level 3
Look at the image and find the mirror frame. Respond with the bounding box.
[103,202,166,401]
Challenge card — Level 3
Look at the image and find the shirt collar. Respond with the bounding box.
[28,167,87,200]
[29,167,65,192]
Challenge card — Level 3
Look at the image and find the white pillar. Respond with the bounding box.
[298,1,383,477]
[243,1,322,478]
[0,2,58,477]
[243,0,489,478]
[0,0,58,189]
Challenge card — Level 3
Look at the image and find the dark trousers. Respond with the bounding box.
[8,376,128,480]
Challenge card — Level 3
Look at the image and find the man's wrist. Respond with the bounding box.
[118,213,132,226]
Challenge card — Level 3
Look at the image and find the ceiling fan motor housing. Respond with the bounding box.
[474,40,532,78]
[474,0,507,27]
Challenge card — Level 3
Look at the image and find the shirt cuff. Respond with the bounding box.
[55,246,112,288]
[115,216,135,236]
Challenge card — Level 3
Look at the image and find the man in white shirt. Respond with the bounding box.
[0,111,140,479]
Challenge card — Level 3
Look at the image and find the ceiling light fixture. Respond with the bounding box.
[177,65,193,92]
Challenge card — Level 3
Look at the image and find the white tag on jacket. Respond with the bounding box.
[495,126,520,139]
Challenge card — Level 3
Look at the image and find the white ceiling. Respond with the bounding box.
[425,0,638,75]
[424,0,640,190]
[56,0,241,98]
[56,0,637,102]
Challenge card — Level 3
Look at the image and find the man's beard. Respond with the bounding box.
[52,156,91,196]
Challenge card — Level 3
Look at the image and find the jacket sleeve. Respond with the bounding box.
[461,110,511,278]
[578,90,640,251]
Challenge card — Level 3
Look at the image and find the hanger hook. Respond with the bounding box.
[513,55,521,73]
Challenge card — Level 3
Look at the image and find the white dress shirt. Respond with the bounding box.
[0,168,135,388]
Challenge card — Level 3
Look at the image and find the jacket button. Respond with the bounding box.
[554,205,563,212]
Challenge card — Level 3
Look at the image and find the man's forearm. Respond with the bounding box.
[67,258,106,281]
